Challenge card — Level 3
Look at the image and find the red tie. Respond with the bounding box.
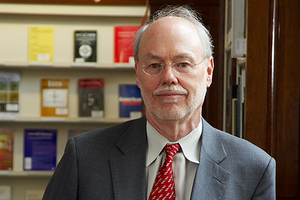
[149,144,180,200]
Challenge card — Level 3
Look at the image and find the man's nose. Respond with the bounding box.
[160,64,179,85]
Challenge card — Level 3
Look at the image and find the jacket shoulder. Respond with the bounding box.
[202,119,273,166]
[70,116,147,156]
[217,129,272,162]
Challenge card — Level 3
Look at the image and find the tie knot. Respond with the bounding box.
[165,144,180,159]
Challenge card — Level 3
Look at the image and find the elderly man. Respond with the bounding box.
[43,5,276,200]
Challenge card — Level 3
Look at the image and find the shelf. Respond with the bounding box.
[0,170,53,177]
[0,116,133,124]
[0,61,135,70]
[0,3,147,17]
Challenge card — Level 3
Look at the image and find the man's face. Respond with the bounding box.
[135,17,213,121]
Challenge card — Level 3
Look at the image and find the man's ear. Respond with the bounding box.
[206,57,214,88]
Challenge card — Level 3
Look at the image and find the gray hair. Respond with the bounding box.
[133,5,214,61]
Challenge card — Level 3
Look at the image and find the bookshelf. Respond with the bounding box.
[223,0,246,137]
[0,3,146,200]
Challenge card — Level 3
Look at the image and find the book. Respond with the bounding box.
[231,98,237,137]
[78,78,104,117]
[224,51,232,133]
[0,128,14,170]
[0,71,20,115]
[24,129,57,171]
[226,0,233,46]
[236,60,246,138]
[0,186,11,200]
[231,0,246,57]
[41,79,69,117]
[119,84,142,118]
[114,26,141,64]
[28,26,54,63]
[74,31,97,63]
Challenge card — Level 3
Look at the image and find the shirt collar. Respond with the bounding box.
[146,120,202,166]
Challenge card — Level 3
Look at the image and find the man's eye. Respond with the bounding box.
[149,63,161,68]
[177,63,191,68]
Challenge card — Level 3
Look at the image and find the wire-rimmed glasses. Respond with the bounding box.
[139,57,207,76]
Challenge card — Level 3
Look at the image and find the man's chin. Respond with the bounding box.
[155,110,187,121]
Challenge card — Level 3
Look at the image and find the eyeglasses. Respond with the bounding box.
[139,57,207,76]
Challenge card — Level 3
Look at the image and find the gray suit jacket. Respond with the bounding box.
[43,116,276,200]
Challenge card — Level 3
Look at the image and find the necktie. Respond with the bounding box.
[149,143,180,200]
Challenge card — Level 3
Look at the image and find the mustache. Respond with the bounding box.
[153,85,188,96]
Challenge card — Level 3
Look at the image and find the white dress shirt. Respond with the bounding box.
[146,120,202,200]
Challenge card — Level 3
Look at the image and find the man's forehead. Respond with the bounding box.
[141,16,198,42]
[137,16,203,59]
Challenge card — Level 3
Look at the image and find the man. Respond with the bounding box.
[43,5,276,200]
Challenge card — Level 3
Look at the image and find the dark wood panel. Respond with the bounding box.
[274,0,300,198]
[0,0,146,5]
[245,0,270,150]
[247,0,300,198]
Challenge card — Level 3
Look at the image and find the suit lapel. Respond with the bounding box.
[110,117,147,200]
[190,119,231,200]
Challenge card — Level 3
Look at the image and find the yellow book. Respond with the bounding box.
[28,27,54,62]
[41,79,69,117]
